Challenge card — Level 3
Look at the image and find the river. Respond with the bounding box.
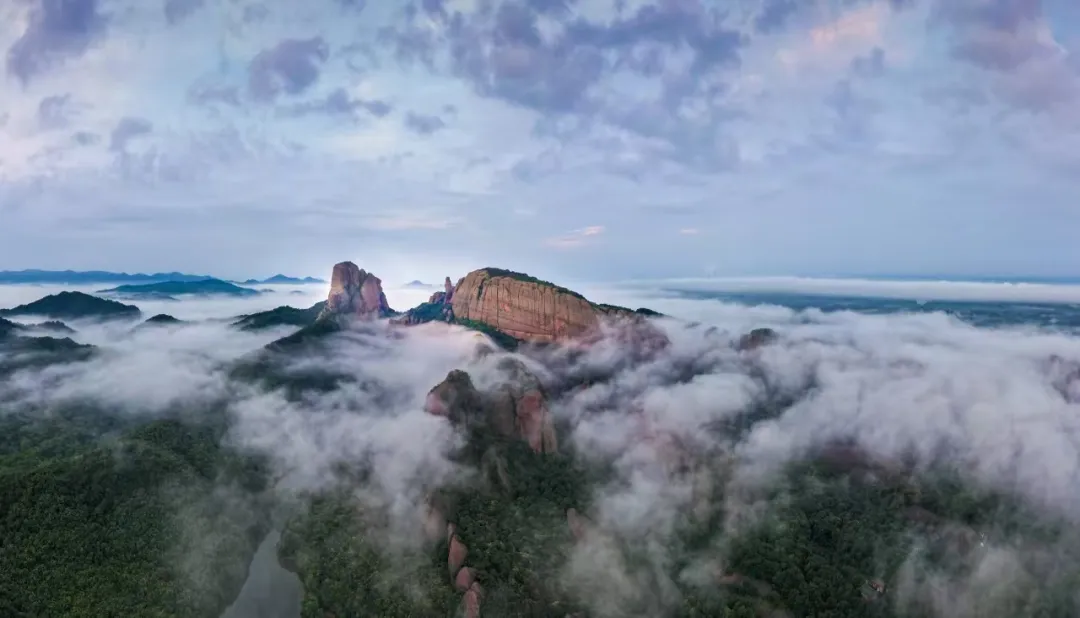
[220,530,303,618]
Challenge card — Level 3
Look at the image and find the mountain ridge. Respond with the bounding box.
[98,278,261,299]
[0,269,324,285]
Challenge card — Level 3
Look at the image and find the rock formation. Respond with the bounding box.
[737,327,778,351]
[428,276,455,305]
[393,267,669,349]
[450,268,603,342]
[391,275,456,326]
[318,261,393,321]
[419,356,562,618]
[423,357,557,454]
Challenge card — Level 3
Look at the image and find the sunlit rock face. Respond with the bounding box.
[319,261,393,321]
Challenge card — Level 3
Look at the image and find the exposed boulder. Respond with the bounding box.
[424,358,557,454]
[463,583,483,618]
[318,261,393,321]
[448,534,468,575]
[737,327,778,351]
[454,566,476,592]
[424,369,485,424]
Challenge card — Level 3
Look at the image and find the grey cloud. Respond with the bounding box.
[390,0,743,113]
[939,0,1046,71]
[72,131,99,146]
[419,0,448,19]
[37,94,74,129]
[109,117,153,152]
[335,0,366,10]
[247,38,329,102]
[283,88,393,118]
[828,79,857,118]
[851,46,886,78]
[824,79,880,147]
[164,0,204,25]
[933,0,1079,112]
[6,0,108,84]
[922,82,991,113]
[754,0,798,34]
[403,111,446,135]
[384,1,746,174]
[242,4,269,23]
[188,83,241,107]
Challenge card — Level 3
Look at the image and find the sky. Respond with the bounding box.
[0,0,1078,285]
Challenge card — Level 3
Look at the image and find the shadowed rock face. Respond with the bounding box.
[319,261,392,321]
[737,327,778,351]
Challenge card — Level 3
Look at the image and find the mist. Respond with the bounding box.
[4,280,1080,617]
[620,276,1080,304]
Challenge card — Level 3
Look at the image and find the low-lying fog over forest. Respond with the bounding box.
[4,275,1080,618]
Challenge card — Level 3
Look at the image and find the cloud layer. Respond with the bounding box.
[0,0,1077,281]
[5,280,1080,616]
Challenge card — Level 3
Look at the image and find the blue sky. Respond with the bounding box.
[0,0,1077,284]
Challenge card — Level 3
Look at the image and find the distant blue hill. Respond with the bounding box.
[98,278,261,299]
[812,273,1080,285]
[0,270,215,285]
[0,270,326,286]
[238,274,326,285]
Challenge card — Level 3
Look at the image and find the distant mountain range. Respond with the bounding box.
[98,278,262,300]
[0,270,325,285]
[238,274,326,285]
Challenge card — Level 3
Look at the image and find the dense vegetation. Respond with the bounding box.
[405,301,452,324]
[0,291,141,320]
[144,313,183,324]
[231,301,326,331]
[453,317,521,351]
[594,303,664,317]
[0,332,94,377]
[0,409,272,618]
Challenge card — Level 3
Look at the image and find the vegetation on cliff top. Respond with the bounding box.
[477,268,588,301]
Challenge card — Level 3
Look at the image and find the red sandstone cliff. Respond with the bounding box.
[450,269,602,342]
[319,261,393,321]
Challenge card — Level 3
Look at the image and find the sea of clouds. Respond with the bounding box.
[3,278,1080,616]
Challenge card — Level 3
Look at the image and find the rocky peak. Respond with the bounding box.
[395,266,668,350]
[444,276,455,302]
[451,268,627,344]
[318,261,393,321]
